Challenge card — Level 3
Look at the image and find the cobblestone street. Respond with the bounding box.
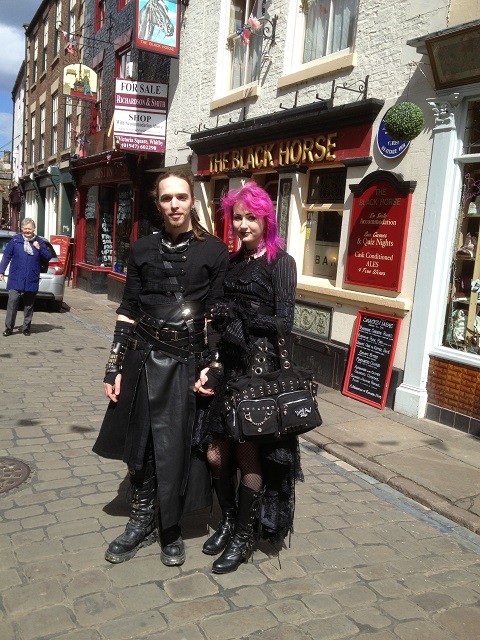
[1,291,480,640]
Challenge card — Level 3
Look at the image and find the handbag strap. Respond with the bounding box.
[251,317,292,377]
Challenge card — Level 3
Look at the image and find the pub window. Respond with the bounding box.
[227,0,264,90]
[212,178,230,246]
[303,168,346,279]
[302,0,358,64]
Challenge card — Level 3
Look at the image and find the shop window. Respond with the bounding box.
[302,168,346,279]
[228,0,264,89]
[114,185,133,274]
[84,184,132,271]
[444,163,480,354]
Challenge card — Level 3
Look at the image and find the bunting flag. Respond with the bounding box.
[248,13,261,30]
[67,41,75,54]
[62,30,68,42]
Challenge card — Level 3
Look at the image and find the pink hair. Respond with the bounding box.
[221,182,284,262]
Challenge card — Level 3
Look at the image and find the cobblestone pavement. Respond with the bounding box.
[1,292,480,639]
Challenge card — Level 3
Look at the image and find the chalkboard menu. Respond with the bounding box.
[342,311,401,409]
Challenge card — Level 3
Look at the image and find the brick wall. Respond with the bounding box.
[428,356,480,418]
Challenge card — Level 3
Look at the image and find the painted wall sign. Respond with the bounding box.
[63,64,97,102]
[377,117,410,159]
[135,0,181,57]
[343,311,402,409]
[345,171,416,292]
[114,80,168,154]
[196,123,372,176]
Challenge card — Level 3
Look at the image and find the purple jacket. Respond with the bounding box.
[0,234,51,293]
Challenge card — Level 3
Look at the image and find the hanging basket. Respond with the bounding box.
[384,102,424,142]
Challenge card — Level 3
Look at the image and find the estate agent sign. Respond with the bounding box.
[345,171,416,292]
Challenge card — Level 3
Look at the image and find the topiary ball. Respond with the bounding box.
[384,102,424,142]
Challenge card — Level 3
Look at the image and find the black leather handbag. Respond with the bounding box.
[224,319,322,442]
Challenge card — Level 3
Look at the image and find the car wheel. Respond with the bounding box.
[49,300,64,312]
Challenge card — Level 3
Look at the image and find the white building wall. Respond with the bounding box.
[166,0,451,380]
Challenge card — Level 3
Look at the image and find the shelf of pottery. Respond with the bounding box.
[449,197,480,352]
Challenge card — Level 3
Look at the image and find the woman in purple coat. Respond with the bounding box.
[0,218,51,336]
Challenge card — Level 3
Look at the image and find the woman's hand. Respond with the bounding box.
[104,373,122,402]
[194,367,215,397]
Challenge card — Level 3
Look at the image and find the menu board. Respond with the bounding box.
[343,311,401,409]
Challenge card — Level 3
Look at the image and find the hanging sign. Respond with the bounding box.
[114,79,168,154]
[135,0,181,57]
[345,171,416,292]
[377,116,410,159]
[63,64,98,102]
[343,311,402,409]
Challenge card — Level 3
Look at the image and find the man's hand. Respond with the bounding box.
[104,373,122,402]
[33,241,40,250]
[0,274,4,281]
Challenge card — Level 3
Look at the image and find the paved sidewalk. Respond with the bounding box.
[1,285,480,639]
[64,286,480,536]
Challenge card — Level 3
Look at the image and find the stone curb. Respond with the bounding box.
[303,431,480,536]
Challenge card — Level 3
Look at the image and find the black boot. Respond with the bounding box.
[203,477,237,556]
[105,463,157,564]
[211,483,264,574]
[160,524,185,566]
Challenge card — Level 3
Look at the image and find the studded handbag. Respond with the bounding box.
[224,319,322,442]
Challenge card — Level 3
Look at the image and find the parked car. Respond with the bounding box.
[0,230,65,312]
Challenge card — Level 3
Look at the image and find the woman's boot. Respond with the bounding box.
[202,477,237,556]
[105,462,157,563]
[211,483,264,574]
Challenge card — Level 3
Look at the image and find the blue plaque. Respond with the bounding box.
[377,116,410,159]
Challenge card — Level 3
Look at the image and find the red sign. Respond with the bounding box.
[345,171,416,291]
[196,124,373,176]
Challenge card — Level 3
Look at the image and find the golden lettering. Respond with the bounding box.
[231,149,241,170]
[222,151,229,171]
[254,146,263,169]
[314,136,326,162]
[289,139,303,164]
[263,143,274,167]
[326,132,337,161]
[245,148,255,169]
[278,141,289,166]
[302,137,315,162]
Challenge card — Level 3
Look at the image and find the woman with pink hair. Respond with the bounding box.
[194,181,302,574]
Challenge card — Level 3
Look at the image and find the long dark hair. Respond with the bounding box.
[152,170,206,240]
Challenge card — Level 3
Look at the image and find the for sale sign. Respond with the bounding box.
[114,80,168,154]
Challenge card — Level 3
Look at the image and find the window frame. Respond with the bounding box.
[32,33,38,85]
[30,111,36,165]
[51,92,58,156]
[94,0,106,33]
[42,17,48,73]
[39,104,46,161]
[63,98,72,150]
[116,47,132,79]
[54,0,61,57]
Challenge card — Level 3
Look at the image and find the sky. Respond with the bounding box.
[0,0,42,153]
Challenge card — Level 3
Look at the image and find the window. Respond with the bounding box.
[42,16,48,73]
[116,48,131,79]
[118,0,133,9]
[228,0,264,89]
[95,0,105,32]
[30,112,36,165]
[84,184,133,270]
[51,92,58,155]
[64,98,72,148]
[54,0,61,57]
[68,0,76,39]
[32,33,38,84]
[302,168,346,280]
[92,67,103,132]
[39,104,46,161]
[302,0,357,63]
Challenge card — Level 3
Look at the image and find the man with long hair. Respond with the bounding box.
[93,172,228,568]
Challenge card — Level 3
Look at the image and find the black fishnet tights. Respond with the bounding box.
[207,440,263,491]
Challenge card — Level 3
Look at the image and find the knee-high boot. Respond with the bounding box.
[105,461,158,563]
[202,477,237,555]
[211,483,264,574]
